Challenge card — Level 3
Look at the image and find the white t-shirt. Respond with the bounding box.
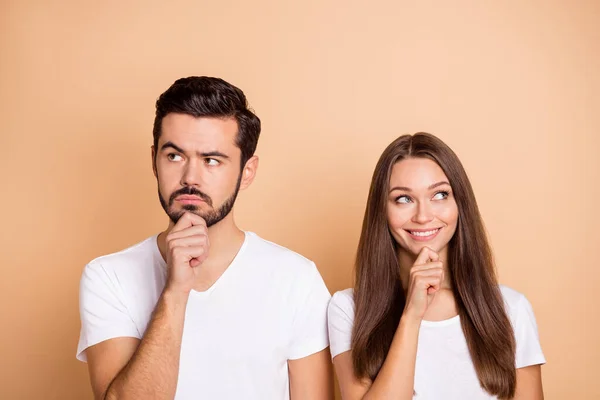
[77,231,331,400]
[328,285,545,399]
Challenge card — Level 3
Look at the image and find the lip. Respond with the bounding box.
[175,195,205,204]
[404,228,442,242]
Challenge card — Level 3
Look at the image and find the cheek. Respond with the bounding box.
[156,166,180,193]
[205,168,239,197]
[387,205,411,231]
[438,202,459,228]
[157,160,177,179]
[156,178,172,200]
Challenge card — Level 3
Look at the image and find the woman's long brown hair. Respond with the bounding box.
[352,133,516,398]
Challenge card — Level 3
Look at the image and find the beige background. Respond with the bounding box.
[1,1,598,399]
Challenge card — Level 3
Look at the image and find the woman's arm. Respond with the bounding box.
[514,365,543,400]
[334,247,443,400]
[333,317,420,400]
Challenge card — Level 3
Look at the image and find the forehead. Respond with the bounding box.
[390,157,449,188]
[159,113,239,152]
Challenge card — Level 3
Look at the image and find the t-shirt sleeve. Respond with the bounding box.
[327,289,354,359]
[513,294,546,369]
[287,262,332,360]
[76,262,141,362]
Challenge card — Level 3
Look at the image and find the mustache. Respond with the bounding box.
[169,186,213,207]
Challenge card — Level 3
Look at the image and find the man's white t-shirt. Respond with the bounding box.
[328,286,545,399]
[77,231,331,400]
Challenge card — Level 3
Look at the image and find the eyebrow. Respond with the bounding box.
[389,181,451,193]
[160,141,230,159]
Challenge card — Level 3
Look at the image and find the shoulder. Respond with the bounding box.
[244,233,331,305]
[499,284,540,329]
[327,289,355,358]
[329,288,355,316]
[82,235,160,281]
[245,232,317,273]
[331,288,355,306]
[499,285,546,367]
[499,284,528,314]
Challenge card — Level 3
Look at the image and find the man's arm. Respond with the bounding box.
[288,348,334,400]
[86,289,188,400]
[83,212,209,399]
[85,337,139,399]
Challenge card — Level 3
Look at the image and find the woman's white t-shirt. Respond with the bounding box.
[327,285,545,399]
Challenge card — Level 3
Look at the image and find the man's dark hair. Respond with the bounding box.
[153,76,261,168]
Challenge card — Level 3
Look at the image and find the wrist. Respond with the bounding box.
[399,313,423,329]
[162,285,191,305]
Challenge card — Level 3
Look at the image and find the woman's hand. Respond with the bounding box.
[402,246,444,322]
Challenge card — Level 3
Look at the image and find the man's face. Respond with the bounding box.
[153,113,244,227]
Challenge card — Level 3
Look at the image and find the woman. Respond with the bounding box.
[328,133,545,399]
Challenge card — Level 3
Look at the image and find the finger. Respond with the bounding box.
[168,235,209,249]
[190,258,201,268]
[415,246,438,265]
[428,249,440,262]
[171,212,207,233]
[171,245,208,262]
[412,267,443,277]
[415,276,442,292]
[412,271,444,287]
[186,212,207,226]
[427,286,439,295]
[410,261,443,273]
[171,212,194,232]
[167,225,208,241]
[190,253,208,268]
[190,249,209,268]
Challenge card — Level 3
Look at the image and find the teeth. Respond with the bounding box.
[411,229,439,237]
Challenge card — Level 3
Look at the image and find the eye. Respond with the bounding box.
[167,153,183,162]
[396,195,412,204]
[205,158,220,166]
[433,191,449,200]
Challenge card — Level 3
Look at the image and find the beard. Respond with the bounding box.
[158,174,242,227]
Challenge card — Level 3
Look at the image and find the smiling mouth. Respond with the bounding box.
[405,228,442,240]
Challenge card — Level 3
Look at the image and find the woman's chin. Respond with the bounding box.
[401,242,447,258]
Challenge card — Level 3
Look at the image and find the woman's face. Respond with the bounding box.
[386,157,459,258]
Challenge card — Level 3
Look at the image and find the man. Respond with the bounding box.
[77,77,333,399]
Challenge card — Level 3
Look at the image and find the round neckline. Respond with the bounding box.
[420,314,460,327]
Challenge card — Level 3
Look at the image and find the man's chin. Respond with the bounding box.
[172,204,207,216]
[168,208,203,224]
[169,208,230,229]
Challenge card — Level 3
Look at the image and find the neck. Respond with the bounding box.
[398,246,452,292]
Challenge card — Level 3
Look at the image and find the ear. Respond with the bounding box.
[239,155,259,190]
[151,145,157,178]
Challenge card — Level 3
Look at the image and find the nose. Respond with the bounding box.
[412,200,434,224]
[181,158,202,187]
